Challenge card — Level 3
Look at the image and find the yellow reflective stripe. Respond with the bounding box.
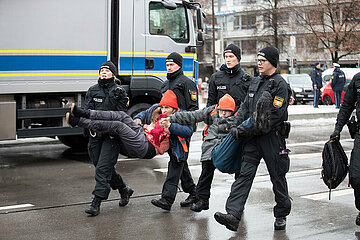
[0,50,107,54]
[120,72,192,76]
[120,52,195,57]
[0,72,193,77]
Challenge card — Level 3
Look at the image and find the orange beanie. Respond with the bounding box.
[219,94,235,111]
[160,90,178,109]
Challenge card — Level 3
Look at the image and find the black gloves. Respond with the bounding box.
[230,126,248,139]
[330,130,340,141]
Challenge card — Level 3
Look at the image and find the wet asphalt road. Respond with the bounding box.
[1,115,360,240]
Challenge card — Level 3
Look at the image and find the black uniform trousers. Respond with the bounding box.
[88,136,126,200]
[162,159,196,204]
[195,160,216,200]
[225,131,291,220]
[350,133,360,211]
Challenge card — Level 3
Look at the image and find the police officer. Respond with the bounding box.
[207,44,252,108]
[214,46,292,231]
[158,52,199,208]
[331,63,346,109]
[311,62,322,108]
[330,72,360,226]
[84,61,133,216]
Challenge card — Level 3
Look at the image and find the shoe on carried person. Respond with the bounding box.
[71,103,90,118]
[85,196,101,216]
[151,198,172,211]
[214,212,240,231]
[274,217,286,230]
[66,112,80,128]
[190,198,209,212]
[119,186,134,206]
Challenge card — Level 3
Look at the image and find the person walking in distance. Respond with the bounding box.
[331,63,346,109]
[311,62,322,108]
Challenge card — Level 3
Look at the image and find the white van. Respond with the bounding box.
[322,68,360,83]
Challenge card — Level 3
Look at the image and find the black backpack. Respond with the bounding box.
[321,139,348,199]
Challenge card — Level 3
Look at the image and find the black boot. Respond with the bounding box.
[274,217,287,230]
[151,198,172,211]
[214,212,240,231]
[356,212,360,226]
[71,103,90,118]
[66,112,79,128]
[85,196,101,216]
[254,91,272,132]
[119,186,134,207]
[180,191,197,207]
[190,198,209,212]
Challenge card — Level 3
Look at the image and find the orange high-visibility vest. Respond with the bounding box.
[177,137,188,152]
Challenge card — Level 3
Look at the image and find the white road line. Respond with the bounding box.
[154,165,201,173]
[301,189,353,200]
[0,203,34,211]
[287,138,352,147]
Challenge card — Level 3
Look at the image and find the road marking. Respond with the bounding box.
[154,165,201,173]
[301,189,353,200]
[287,138,352,147]
[0,204,34,211]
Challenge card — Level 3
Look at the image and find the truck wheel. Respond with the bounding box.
[127,103,152,118]
[58,135,88,149]
[323,95,332,105]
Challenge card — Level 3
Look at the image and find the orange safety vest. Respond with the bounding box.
[177,137,188,152]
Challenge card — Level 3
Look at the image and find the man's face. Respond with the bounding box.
[219,109,232,118]
[224,53,239,68]
[161,105,176,116]
[166,62,181,73]
[316,63,321,69]
[257,56,275,75]
[99,68,114,79]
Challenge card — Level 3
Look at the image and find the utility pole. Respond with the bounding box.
[212,0,216,73]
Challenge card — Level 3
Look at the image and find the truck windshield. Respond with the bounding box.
[149,2,189,43]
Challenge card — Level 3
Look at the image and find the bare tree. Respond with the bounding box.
[295,0,360,63]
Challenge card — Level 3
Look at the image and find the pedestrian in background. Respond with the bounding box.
[83,61,133,216]
[311,62,322,108]
[156,52,198,208]
[214,46,292,232]
[330,72,360,226]
[331,63,346,109]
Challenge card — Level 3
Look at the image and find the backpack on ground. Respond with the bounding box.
[321,138,348,199]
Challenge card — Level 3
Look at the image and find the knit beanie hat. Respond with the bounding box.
[166,52,183,67]
[160,90,178,109]
[223,44,241,61]
[257,46,279,68]
[99,60,118,76]
[218,94,235,111]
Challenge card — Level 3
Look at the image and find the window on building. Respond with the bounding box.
[241,14,256,29]
[241,40,257,54]
[234,16,240,30]
[278,12,289,25]
[305,9,324,25]
[149,2,189,43]
[263,12,271,28]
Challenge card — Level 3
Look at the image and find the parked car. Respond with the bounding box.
[321,68,360,105]
[281,74,313,105]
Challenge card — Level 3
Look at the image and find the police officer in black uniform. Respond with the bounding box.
[156,52,198,208]
[207,44,252,108]
[330,72,360,226]
[190,44,253,213]
[331,63,346,109]
[84,61,133,216]
[310,62,322,108]
[214,46,292,231]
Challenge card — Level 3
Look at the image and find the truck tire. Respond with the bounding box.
[323,95,333,105]
[127,103,152,118]
[58,135,88,149]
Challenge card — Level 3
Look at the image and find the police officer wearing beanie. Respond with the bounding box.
[159,52,199,208]
[214,46,292,231]
[207,44,252,108]
[330,72,360,226]
[311,62,322,108]
[83,60,133,216]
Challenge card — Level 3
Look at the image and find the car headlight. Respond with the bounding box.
[293,87,302,93]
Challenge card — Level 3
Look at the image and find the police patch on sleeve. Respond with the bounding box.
[190,90,198,101]
[273,96,284,108]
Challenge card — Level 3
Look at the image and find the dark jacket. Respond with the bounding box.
[84,78,128,111]
[311,67,322,89]
[161,69,199,111]
[331,68,346,92]
[207,64,252,107]
[235,71,291,131]
[134,103,193,162]
[334,72,360,132]
[169,105,237,161]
